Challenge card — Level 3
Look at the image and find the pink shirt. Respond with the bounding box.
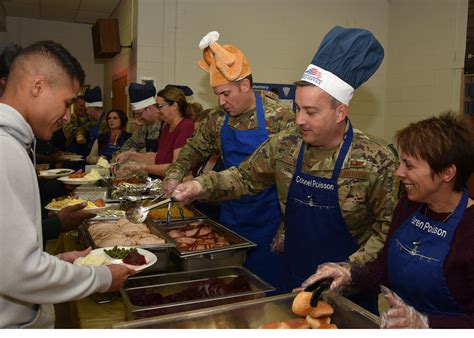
[155,118,194,165]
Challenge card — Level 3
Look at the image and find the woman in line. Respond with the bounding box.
[298,112,474,328]
[86,109,132,164]
[116,86,197,178]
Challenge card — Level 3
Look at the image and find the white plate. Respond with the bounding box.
[39,168,75,178]
[59,154,83,161]
[45,203,112,212]
[57,176,101,185]
[74,247,157,272]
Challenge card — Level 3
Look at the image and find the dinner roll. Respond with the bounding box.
[305,315,331,329]
[292,291,313,316]
[257,321,285,329]
[309,300,334,318]
[320,323,338,329]
[280,318,311,329]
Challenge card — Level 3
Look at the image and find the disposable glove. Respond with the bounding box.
[171,180,205,206]
[294,262,352,293]
[380,285,429,329]
[162,177,181,197]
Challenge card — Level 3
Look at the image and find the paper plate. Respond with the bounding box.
[57,176,101,185]
[39,168,75,178]
[74,247,157,272]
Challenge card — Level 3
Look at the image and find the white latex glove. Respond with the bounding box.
[171,180,205,206]
[380,285,429,329]
[294,262,352,293]
[114,162,144,178]
[115,151,135,164]
[162,177,181,197]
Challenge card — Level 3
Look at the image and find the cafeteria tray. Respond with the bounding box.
[155,219,256,271]
[113,292,379,328]
[119,266,275,320]
[79,219,175,273]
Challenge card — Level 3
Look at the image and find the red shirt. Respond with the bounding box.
[154,118,194,165]
[352,194,474,328]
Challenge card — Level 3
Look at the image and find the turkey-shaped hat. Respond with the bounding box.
[128,82,156,110]
[300,26,384,105]
[84,86,103,108]
[197,31,251,87]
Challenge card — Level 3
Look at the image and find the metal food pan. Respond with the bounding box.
[113,292,379,329]
[148,204,207,224]
[154,219,256,271]
[79,219,175,273]
[119,266,275,320]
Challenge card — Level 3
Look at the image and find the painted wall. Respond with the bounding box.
[0,16,103,91]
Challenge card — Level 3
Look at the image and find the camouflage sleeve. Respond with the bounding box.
[195,136,277,201]
[348,148,400,265]
[166,113,220,182]
[117,126,146,154]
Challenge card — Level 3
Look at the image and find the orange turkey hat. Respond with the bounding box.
[196,31,252,87]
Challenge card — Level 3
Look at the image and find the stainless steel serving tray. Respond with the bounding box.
[119,266,275,320]
[155,219,256,271]
[79,219,175,273]
[148,204,207,224]
[113,292,379,329]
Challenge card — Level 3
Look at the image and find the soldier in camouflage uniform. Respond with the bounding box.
[170,27,400,306]
[84,86,107,154]
[164,31,295,292]
[113,82,163,163]
[63,95,95,156]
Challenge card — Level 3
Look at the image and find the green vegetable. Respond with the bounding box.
[104,245,138,259]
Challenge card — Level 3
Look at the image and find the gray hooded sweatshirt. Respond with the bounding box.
[0,103,112,328]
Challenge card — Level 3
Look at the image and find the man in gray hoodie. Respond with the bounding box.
[0,40,133,328]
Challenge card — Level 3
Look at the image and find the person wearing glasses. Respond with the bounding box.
[116,86,197,178]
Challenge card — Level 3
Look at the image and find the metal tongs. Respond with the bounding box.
[126,197,175,224]
[304,277,334,307]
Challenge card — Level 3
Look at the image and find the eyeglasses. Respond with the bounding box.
[156,103,169,110]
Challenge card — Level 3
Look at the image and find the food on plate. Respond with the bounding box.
[166,221,231,252]
[76,253,109,266]
[94,198,105,207]
[68,170,87,178]
[309,300,334,318]
[305,315,331,329]
[292,291,313,316]
[46,196,100,210]
[97,157,111,169]
[83,169,102,180]
[88,218,165,247]
[319,323,338,329]
[148,205,195,220]
[123,252,147,266]
[104,245,138,259]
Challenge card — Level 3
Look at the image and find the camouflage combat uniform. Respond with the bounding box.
[62,113,94,146]
[115,121,163,154]
[165,90,295,181]
[195,122,400,265]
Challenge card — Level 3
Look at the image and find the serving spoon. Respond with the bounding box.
[125,197,175,223]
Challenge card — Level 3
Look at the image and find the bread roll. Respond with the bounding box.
[292,291,313,316]
[320,323,338,329]
[305,315,331,329]
[280,318,311,329]
[309,300,334,318]
[257,321,285,329]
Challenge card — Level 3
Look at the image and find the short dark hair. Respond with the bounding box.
[295,80,342,109]
[236,74,253,86]
[106,109,128,129]
[394,112,474,191]
[16,40,85,85]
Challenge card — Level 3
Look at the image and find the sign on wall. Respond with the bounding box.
[253,82,296,111]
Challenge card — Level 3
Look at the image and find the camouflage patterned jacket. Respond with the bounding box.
[195,122,400,265]
[62,113,94,146]
[166,90,295,181]
[116,121,163,154]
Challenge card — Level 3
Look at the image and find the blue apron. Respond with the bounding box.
[387,189,468,316]
[99,137,122,161]
[283,122,358,290]
[220,92,282,292]
[88,111,105,150]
